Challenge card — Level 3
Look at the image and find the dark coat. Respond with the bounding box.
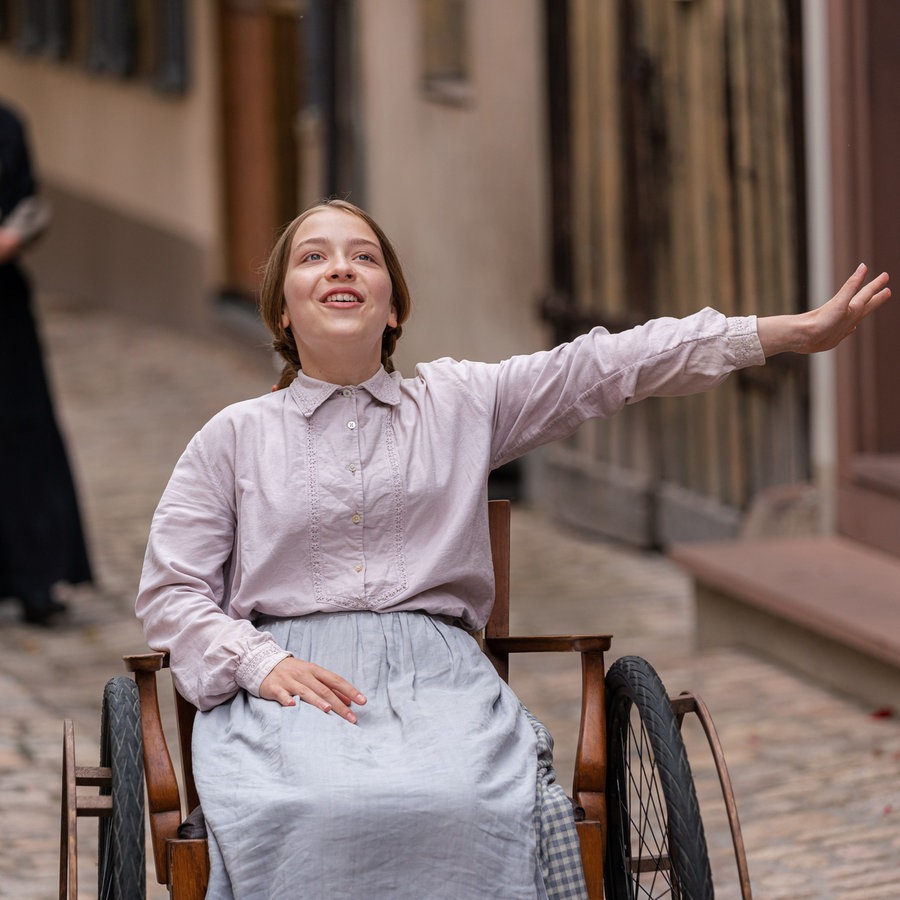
[0,102,92,602]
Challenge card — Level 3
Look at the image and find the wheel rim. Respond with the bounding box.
[605,656,713,900]
[609,701,682,897]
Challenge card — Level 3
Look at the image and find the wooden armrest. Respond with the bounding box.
[484,634,612,654]
[121,651,180,884]
[123,651,170,673]
[485,633,609,827]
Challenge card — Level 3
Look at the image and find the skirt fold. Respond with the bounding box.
[194,611,584,900]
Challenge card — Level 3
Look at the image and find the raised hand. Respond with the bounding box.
[757,264,891,357]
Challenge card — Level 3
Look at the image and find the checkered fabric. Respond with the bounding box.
[524,707,589,900]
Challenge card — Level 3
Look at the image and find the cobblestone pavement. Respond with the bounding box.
[2,306,899,899]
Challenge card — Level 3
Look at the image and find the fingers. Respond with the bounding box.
[848,268,891,322]
[296,670,367,724]
[259,657,366,723]
[842,262,869,297]
[859,274,891,308]
[840,263,886,298]
[332,688,359,708]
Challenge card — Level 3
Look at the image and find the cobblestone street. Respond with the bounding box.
[1,305,899,898]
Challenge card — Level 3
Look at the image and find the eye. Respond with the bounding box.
[356,252,375,262]
[303,251,324,262]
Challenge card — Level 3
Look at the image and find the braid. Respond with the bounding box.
[382,323,403,373]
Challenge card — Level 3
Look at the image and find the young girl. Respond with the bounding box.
[136,199,889,899]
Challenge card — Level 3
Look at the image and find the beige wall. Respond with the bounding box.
[0,2,222,326]
[1,1,551,357]
[358,0,551,369]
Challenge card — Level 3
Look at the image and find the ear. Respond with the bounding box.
[281,306,291,330]
[387,301,398,330]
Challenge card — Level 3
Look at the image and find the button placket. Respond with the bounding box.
[343,391,366,583]
[344,393,362,478]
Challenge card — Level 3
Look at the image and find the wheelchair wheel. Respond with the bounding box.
[98,676,147,899]
[604,656,713,899]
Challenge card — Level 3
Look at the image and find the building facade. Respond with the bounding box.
[2,0,898,553]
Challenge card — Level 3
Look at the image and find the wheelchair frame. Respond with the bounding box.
[60,500,752,899]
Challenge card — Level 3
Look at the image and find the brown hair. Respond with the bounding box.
[258,199,412,389]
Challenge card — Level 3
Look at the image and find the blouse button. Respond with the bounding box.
[347,420,357,430]
[355,563,363,573]
[348,463,358,473]
[341,389,352,397]
[351,513,362,524]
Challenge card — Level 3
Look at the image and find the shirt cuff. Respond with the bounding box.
[235,639,292,697]
[726,315,766,368]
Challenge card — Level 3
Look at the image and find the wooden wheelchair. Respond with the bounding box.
[60,500,752,899]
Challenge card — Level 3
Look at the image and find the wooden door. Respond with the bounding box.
[217,0,361,302]
[830,0,900,556]
[218,0,303,300]
[542,0,808,546]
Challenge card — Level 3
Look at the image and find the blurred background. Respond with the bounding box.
[3,3,900,897]
[2,0,899,555]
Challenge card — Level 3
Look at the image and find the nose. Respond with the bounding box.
[328,255,354,280]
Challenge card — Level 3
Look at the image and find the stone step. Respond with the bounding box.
[670,535,900,713]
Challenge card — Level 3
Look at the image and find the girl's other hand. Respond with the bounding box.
[260,656,367,724]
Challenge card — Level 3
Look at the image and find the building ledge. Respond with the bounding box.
[670,535,900,711]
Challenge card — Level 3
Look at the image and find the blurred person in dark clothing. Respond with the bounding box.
[0,100,92,625]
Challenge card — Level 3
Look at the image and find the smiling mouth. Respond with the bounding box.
[322,292,362,304]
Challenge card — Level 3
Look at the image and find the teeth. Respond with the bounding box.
[326,293,360,303]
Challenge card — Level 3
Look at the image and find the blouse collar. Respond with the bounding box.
[288,366,402,417]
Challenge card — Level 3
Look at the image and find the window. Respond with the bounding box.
[12,0,43,54]
[44,0,72,58]
[3,0,69,56]
[149,0,189,93]
[86,0,137,76]
[0,0,189,94]
[419,0,470,105]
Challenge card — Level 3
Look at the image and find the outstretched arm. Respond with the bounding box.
[757,264,891,357]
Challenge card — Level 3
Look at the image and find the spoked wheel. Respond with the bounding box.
[98,676,147,899]
[604,656,713,899]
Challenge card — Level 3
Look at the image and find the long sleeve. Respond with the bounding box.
[136,431,290,710]
[482,308,763,466]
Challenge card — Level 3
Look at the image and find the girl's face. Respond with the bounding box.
[281,207,397,381]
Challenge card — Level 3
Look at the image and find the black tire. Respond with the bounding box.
[98,676,147,899]
[604,656,713,899]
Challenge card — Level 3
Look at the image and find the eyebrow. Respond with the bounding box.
[292,236,381,253]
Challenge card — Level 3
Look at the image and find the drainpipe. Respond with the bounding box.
[802,0,837,532]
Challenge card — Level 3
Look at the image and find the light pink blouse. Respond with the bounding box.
[136,309,764,709]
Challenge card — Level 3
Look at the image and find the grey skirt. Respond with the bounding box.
[193,611,587,899]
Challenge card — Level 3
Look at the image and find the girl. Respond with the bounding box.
[137,199,889,899]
